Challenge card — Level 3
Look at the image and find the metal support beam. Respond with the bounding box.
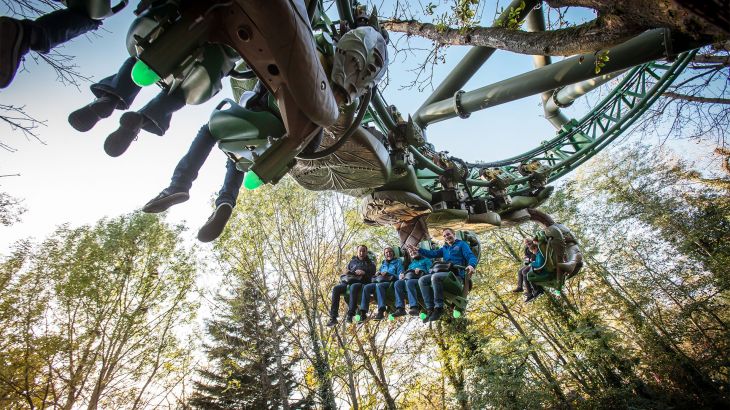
[336,0,353,25]
[526,8,569,129]
[415,28,676,127]
[413,0,539,128]
[545,70,626,113]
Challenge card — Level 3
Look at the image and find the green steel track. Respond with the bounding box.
[366,49,696,197]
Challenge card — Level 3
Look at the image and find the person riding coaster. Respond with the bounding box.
[355,246,403,323]
[526,222,583,294]
[410,228,480,323]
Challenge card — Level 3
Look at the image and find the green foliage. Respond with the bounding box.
[0,192,25,226]
[594,50,610,74]
[0,213,198,408]
[495,1,526,30]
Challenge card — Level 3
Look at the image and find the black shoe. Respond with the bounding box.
[532,287,545,300]
[525,294,536,303]
[104,111,146,157]
[142,189,190,213]
[374,308,385,321]
[345,314,353,324]
[197,203,233,242]
[392,307,407,317]
[0,17,29,89]
[408,306,420,316]
[326,317,338,327]
[511,287,524,293]
[422,309,433,323]
[428,307,444,322]
[68,96,119,132]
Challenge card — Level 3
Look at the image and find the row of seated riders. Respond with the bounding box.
[327,228,477,326]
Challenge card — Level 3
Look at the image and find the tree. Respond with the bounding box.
[190,271,306,409]
[0,191,25,226]
[0,212,198,409]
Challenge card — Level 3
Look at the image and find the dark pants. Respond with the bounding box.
[419,272,463,309]
[21,8,100,54]
[517,265,529,289]
[169,124,244,206]
[360,282,390,311]
[91,56,186,135]
[329,283,363,318]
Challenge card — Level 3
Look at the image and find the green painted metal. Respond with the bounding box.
[415,29,680,126]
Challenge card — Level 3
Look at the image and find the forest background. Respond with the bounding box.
[1,0,729,409]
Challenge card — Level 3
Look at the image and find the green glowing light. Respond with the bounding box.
[419,312,427,320]
[388,314,394,321]
[354,314,361,322]
[453,310,462,319]
[243,171,264,190]
[131,59,160,86]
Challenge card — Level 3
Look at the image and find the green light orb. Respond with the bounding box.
[419,312,427,320]
[354,314,361,322]
[131,59,160,86]
[453,310,462,319]
[388,314,394,321]
[243,171,264,190]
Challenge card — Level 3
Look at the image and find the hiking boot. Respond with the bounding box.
[408,306,420,316]
[428,307,444,322]
[392,307,407,318]
[326,317,338,327]
[142,188,190,213]
[511,287,524,293]
[197,203,233,242]
[374,308,386,321]
[104,111,146,157]
[0,17,29,88]
[68,96,119,132]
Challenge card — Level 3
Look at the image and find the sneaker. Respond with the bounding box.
[374,308,385,321]
[104,111,146,157]
[68,96,119,132]
[525,294,536,303]
[0,17,29,89]
[326,317,338,327]
[392,307,407,317]
[511,287,524,293]
[197,203,233,242]
[408,306,420,316]
[345,314,353,324]
[422,309,433,323]
[532,287,545,300]
[428,307,444,322]
[142,189,190,213]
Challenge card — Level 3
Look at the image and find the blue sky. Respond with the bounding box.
[0,2,715,251]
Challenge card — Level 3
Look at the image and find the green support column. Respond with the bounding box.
[415,29,685,126]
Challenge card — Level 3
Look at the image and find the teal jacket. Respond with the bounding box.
[407,256,432,273]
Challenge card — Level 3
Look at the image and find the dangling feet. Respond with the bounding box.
[428,306,444,322]
[408,306,420,316]
[197,202,233,242]
[374,308,386,321]
[0,17,29,89]
[391,307,407,318]
[326,317,338,327]
[511,287,524,293]
[104,112,146,157]
[68,95,119,132]
[141,188,190,213]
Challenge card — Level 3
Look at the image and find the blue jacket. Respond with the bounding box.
[378,258,404,279]
[532,249,545,272]
[419,239,478,278]
[407,256,432,273]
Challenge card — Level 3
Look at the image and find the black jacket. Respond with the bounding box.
[346,256,376,282]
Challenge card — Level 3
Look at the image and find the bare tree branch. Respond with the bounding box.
[663,92,730,105]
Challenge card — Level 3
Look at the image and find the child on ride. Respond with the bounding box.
[392,246,432,317]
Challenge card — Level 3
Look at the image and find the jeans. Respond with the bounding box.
[418,272,464,309]
[394,279,420,308]
[329,282,363,318]
[517,265,530,289]
[169,124,244,206]
[91,56,187,135]
[22,8,100,54]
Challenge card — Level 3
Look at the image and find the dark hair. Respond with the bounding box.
[442,228,455,234]
[357,244,368,251]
